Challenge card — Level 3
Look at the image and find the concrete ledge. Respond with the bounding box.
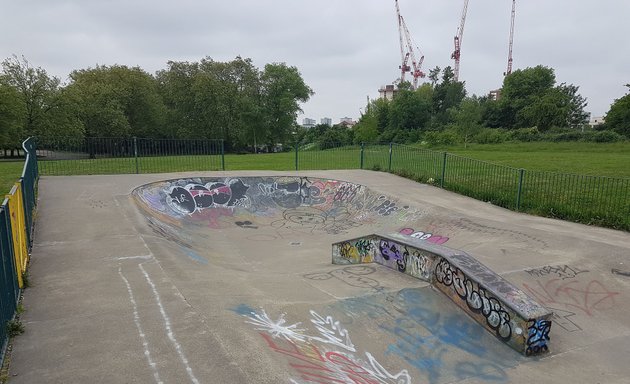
[332,232,553,356]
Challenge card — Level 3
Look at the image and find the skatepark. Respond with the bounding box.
[7,170,630,383]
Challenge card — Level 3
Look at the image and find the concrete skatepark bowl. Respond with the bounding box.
[8,170,630,383]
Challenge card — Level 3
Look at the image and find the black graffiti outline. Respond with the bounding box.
[435,258,512,341]
[525,265,589,280]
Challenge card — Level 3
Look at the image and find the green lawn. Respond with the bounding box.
[0,161,23,196]
[438,142,630,178]
[1,141,629,230]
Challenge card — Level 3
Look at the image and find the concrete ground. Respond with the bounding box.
[8,170,630,384]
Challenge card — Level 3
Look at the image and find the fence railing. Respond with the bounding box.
[37,136,224,175]
[0,137,38,363]
[35,137,630,231]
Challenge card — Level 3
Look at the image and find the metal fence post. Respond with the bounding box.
[516,168,525,210]
[440,152,448,188]
[221,140,225,171]
[133,137,139,174]
[388,143,393,171]
[360,143,365,169]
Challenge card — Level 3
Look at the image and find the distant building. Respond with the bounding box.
[378,84,397,100]
[320,117,332,126]
[339,117,356,128]
[301,118,316,129]
[589,116,605,128]
[488,89,501,101]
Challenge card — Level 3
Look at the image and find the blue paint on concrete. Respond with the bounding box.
[231,304,256,317]
[183,248,208,264]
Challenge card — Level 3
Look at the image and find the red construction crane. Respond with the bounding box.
[395,0,425,89]
[451,0,470,82]
[504,0,516,76]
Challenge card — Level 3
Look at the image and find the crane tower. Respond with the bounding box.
[505,0,516,76]
[452,0,470,82]
[395,0,425,89]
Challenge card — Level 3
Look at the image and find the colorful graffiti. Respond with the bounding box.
[133,177,425,238]
[526,319,551,356]
[375,239,434,280]
[167,179,250,214]
[398,227,449,245]
[240,308,412,384]
[338,239,374,263]
[339,288,519,384]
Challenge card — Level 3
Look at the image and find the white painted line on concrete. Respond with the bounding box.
[118,266,164,384]
[139,262,200,384]
[117,255,153,260]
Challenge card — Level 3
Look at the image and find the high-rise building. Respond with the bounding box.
[301,118,316,129]
[378,84,397,101]
[321,117,332,126]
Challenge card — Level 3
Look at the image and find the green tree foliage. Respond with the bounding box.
[157,57,311,150]
[0,55,81,138]
[0,83,25,150]
[260,63,313,146]
[431,66,466,127]
[487,65,588,131]
[67,65,165,138]
[605,84,630,136]
[453,97,483,147]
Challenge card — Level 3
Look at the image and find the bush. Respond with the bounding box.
[474,128,509,144]
[592,130,625,143]
[510,127,541,142]
[423,130,460,146]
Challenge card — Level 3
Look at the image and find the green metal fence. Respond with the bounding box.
[35,137,630,231]
[37,136,224,175]
[0,137,39,364]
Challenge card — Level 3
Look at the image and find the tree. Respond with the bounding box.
[68,65,166,138]
[428,66,441,87]
[0,55,67,137]
[558,83,588,129]
[260,63,313,146]
[454,97,483,147]
[431,66,466,127]
[388,83,431,132]
[605,84,630,136]
[0,83,25,153]
[496,65,588,131]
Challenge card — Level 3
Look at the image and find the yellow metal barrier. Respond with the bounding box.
[6,182,29,288]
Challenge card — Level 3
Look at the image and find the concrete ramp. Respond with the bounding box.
[333,232,552,356]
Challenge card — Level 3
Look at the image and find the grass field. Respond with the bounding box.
[1,141,629,230]
[440,142,630,178]
[0,161,24,197]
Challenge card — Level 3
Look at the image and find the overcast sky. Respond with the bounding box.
[2,0,629,123]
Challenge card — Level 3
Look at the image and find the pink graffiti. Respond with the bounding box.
[261,333,382,384]
[522,279,620,316]
[399,228,449,245]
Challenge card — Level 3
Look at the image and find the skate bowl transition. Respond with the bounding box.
[12,171,629,384]
[134,176,552,357]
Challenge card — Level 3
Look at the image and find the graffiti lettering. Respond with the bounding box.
[167,179,249,214]
[525,319,551,356]
[435,259,512,340]
[525,265,588,280]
